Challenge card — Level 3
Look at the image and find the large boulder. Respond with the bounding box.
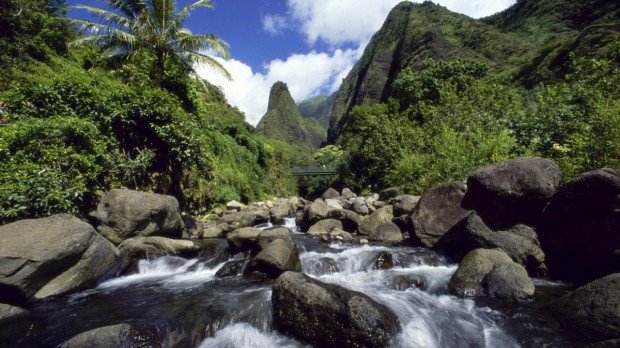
[539,168,620,284]
[201,222,228,239]
[410,182,471,247]
[90,189,184,244]
[272,272,401,347]
[119,236,201,260]
[0,303,28,325]
[367,222,403,243]
[218,208,269,231]
[549,273,620,341]
[226,228,262,254]
[393,195,420,216]
[379,187,399,201]
[437,213,547,275]
[341,188,357,200]
[358,205,393,236]
[301,202,336,231]
[0,214,121,303]
[269,198,296,224]
[352,197,370,215]
[59,323,163,348]
[308,219,343,236]
[181,215,203,239]
[448,248,534,302]
[257,227,293,250]
[245,239,301,278]
[463,157,562,229]
[322,188,341,200]
[328,209,364,232]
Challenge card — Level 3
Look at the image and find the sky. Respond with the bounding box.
[68,0,517,125]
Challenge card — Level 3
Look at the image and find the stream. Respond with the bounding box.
[2,218,573,347]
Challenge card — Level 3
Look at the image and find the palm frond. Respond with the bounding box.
[110,0,147,18]
[72,5,133,29]
[174,33,230,59]
[68,18,137,47]
[167,0,213,35]
[184,51,232,81]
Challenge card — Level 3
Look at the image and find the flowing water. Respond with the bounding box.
[1,218,573,347]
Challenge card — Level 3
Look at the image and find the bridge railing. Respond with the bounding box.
[290,166,337,176]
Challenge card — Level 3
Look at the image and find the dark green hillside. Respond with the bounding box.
[298,93,336,130]
[256,82,326,150]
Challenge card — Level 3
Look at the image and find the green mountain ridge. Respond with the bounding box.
[297,93,336,130]
[256,82,326,150]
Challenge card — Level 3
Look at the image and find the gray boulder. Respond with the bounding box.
[448,248,534,301]
[368,221,403,243]
[539,168,620,284]
[328,209,364,232]
[341,188,357,200]
[549,273,620,341]
[352,197,370,215]
[322,188,341,200]
[437,213,547,275]
[202,222,227,239]
[308,219,343,236]
[301,202,336,230]
[215,259,246,278]
[0,214,121,303]
[226,228,262,254]
[181,215,203,239]
[379,187,399,201]
[226,200,245,211]
[374,251,394,270]
[60,323,162,348]
[330,228,355,242]
[325,199,344,210]
[218,208,269,231]
[245,239,301,278]
[272,272,401,347]
[90,189,184,244]
[0,303,28,325]
[358,205,393,236]
[258,227,293,250]
[410,182,471,247]
[269,198,296,224]
[463,157,562,229]
[119,236,201,260]
[393,195,420,216]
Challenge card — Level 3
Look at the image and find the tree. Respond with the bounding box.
[69,0,231,85]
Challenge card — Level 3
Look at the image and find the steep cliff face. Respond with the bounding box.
[298,93,336,130]
[256,82,326,150]
[327,1,536,143]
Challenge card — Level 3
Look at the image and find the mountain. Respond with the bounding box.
[298,93,336,130]
[256,82,326,150]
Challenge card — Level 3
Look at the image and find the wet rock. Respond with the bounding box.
[322,188,341,200]
[90,189,184,244]
[449,248,534,302]
[330,228,354,242]
[258,227,293,250]
[301,202,336,230]
[181,214,203,239]
[215,259,247,278]
[226,228,262,254]
[410,182,471,247]
[358,205,393,236]
[202,222,227,239]
[119,236,201,260]
[59,323,163,348]
[392,214,410,232]
[388,275,426,291]
[380,187,399,201]
[393,195,420,216]
[368,221,403,243]
[195,239,231,267]
[245,240,301,278]
[0,214,121,304]
[328,209,363,232]
[0,303,28,325]
[218,209,269,231]
[463,157,561,229]
[373,251,394,269]
[342,188,357,200]
[352,197,370,215]
[539,168,620,284]
[308,219,343,236]
[437,213,547,275]
[269,198,296,224]
[549,273,620,341]
[272,272,401,347]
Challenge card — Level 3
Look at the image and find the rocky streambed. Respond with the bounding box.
[0,157,619,347]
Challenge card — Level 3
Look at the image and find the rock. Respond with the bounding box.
[226,200,246,211]
[350,197,369,215]
[379,187,399,201]
[539,168,620,284]
[359,239,369,245]
[373,200,387,209]
[437,213,547,275]
[393,195,420,216]
[181,214,203,239]
[0,303,28,325]
[301,202,336,230]
[365,193,380,206]
[245,240,301,278]
[374,251,394,269]
[330,228,354,242]
[218,209,269,231]
[448,248,534,301]
[0,214,121,303]
[388,275,426,291]
[368,221,403,243]
[202,223,227,239]
[410,182,471,247]
[341,188,357,200]
[392,214,410,232]
[463,157,562,229]
[308,219,343,236]
[258,227,293,250]
[549,273,620,341]
[90,189,184,244]
[358,205,393,236]
[325,198,344,210]
[59,323,162,348]
[215,259,247,278]
[211,208,224,216]
[119,236,201,260]
[226,228,262,254]
[322,188,341,200]
[272,272,401,347]
[327,209,363,232]
[269,198,296,224]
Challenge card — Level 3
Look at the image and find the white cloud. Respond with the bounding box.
[261,14,287,36]
[196,47,362,126]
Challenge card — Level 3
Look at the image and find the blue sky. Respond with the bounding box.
[68,0,517,125]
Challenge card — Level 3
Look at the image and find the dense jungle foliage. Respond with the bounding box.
[0,0,302,223]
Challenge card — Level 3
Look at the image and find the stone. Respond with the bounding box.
[181,214,203,239]
[437,212,547,275]
[393,195,420,216]
[379,187,399,201]
[90,189,184,244]
[322,188,341,200]
[352,197,370,215]
[324,198,344,210]
[226,200,246,211]
[269,198,296,224]
[549,273,620,341]
[226,228,262,254]
[373,200,387,209]
[258,227,293,250]
[215,259,247,278]
[330,228,354,242]
[448,248,534,302]
[410,182,471,247]
[119,236,201,260]
[59,323,162,348]
[202,223,227,239]
[368,221,403,243]
[374,251,394,269]
[358,205,393,236]
[308,219,343,236]
[341,188,357,200]
[463,157,562,229]
[217,209,269,231]
[327,209,364,232]
[245,240,301,278]
[0,303,28,325]
[301,202,336,230]
[272,272,401,347]
[539,168,620,284]
[0,214,121,304]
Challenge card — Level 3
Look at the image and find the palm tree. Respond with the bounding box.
[69,0,231,85]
